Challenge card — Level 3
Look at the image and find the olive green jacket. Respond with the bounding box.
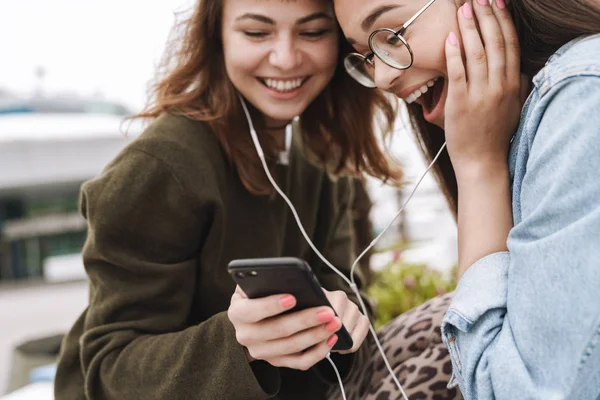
[54,114,371,400]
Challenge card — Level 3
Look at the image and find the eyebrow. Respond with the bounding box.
[361,5,402,31]
[235,12,333,25]
[346,4,402,46]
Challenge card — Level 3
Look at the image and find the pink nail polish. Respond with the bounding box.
[317,311,334,323]
[327,335,339,348]
[476,0,488,5]
[495,0,506,9]
[448,32,459,46]
[325,320,341,333]
[280,295,296,309]
[462,2,473,18]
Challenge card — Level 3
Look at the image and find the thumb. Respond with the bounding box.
[235,285,248,299]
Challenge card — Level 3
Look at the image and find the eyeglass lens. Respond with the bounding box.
[371,30,412,69]
[344,55,377,88]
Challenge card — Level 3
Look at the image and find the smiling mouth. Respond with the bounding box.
[404,76,445,114]
[257,77,309,93]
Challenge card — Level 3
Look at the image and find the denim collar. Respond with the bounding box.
[533,33,600,87]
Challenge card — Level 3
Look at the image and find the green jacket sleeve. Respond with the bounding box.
[309,176,374,384]
[78,149,280,400]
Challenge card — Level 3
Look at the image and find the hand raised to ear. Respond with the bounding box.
[444,0,522,173]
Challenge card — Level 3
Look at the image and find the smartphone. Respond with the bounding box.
[227,257,353,351]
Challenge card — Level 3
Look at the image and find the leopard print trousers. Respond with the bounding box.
[327,293,462,400]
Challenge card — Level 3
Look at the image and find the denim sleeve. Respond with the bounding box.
[441,76,600,400]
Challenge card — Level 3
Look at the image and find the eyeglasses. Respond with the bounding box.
[344,0,437,88]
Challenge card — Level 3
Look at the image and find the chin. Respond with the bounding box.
[260,100,311,122]
[260,107,304,122]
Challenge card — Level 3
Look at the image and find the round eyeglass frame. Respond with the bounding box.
[344,0,437,88]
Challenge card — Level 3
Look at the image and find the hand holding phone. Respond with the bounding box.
[228,286,341,369]
[227,257,369,370]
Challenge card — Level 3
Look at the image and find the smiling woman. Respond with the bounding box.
[52,0,404,400]
[131,0,402,195]
[335,0,600,399]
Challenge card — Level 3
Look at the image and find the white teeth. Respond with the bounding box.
[264,78,304,92]
[404,77,439,104]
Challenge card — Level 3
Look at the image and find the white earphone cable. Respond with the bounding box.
[239,94,446,400]
[326,353,348,400]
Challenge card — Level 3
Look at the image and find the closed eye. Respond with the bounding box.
[386,33,401,45]
[243,31,270,39]
[300,29,333,39]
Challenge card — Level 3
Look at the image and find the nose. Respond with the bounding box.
[373,57,404,90]
[269,35,302,70]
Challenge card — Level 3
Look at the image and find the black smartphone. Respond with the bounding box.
[227,257,353,351]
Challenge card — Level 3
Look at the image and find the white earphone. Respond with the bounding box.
[238,93,447,400]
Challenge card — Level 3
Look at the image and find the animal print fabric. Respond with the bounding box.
[327,293,462,400]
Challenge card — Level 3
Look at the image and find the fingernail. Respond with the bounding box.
[462,2,473,18]
[325,319,341,333]
[327,335,339,348]
[317,311,334,323]
[448,32,459,46]
[495,0,506,9]
[477,0,488,5]
[280,295,296,309]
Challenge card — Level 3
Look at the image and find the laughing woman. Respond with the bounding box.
[334,0,600,398]
[53,1,405,399]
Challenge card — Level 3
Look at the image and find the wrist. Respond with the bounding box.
[454,158,509,185]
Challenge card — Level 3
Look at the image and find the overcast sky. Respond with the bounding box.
[0,0,193,111]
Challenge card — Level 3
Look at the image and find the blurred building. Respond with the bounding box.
[0,92,140,281]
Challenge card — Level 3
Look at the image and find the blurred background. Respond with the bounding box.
[0,0,457,397]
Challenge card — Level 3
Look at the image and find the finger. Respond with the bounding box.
[336,315,370,355]
[230,292,244,304]
[228,294,296,324]
[269,337,336,371]
[257,306,337,341]
[324,290,348,320]
[445,31,467,100]
[235,285,248,299]
[491,0,520,81]
[339,303,360,334]
[248,323,335,360]
[472,0,506,87]
[457,1,488,86]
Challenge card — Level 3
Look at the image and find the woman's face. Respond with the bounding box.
[334,0,460,128]
[222,0,339,127]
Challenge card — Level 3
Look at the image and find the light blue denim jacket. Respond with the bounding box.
[441,34,600,400]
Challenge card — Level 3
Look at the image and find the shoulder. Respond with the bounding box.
[534,34,600,95]
[131,113,226,175]
[85,113,227,210]
[129,113,227,189]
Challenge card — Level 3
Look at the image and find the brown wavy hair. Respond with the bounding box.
[406,0,600,216]
[132,0,402,195]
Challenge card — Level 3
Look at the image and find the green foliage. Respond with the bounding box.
[367,258,457,329]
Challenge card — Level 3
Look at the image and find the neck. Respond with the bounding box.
[261,118,292,149]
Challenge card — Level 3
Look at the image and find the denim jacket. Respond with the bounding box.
[441,34,600,400]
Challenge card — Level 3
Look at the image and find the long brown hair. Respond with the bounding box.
[133,0,402,195]
[407,0,600,215]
